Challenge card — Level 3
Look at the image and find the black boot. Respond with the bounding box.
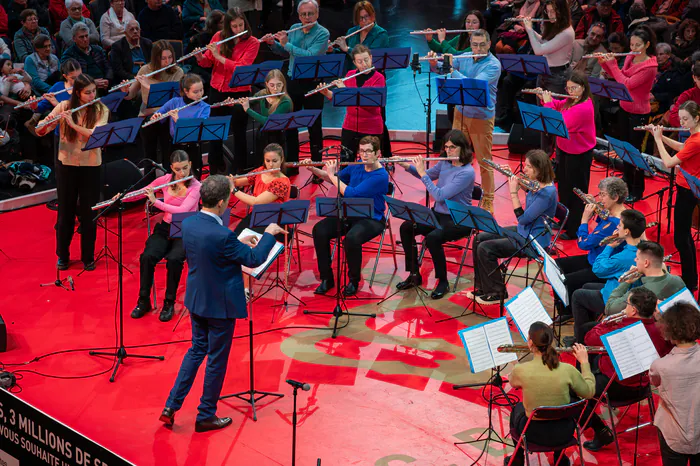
[131,299,151,319]
[583,426,614,452]
[159,300,175,322]
[430,279,450,299]
[343,281,359,297]
[396,273,422,290]
[314,279,335,295]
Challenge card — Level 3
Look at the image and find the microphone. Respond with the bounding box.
[542,215,556,236]
[411,52,420,77]
[286,379,310,391]
[146,158,168,173]
[67,276,75,291]
[320,145,340,153]
[441,53,452,75]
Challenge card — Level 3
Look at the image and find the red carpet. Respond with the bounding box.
[0,143,676,465]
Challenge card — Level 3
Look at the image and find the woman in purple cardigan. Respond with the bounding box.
[538,71,596,240]
[317,44,385,161]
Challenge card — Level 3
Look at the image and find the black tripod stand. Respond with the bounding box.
[220,293,284,420]
[40,268,75,291]
[89,168,165,382]
[454,366,516,465]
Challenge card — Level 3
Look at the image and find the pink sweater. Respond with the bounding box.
[131,174,201,223]
[544,98,596,154]
[341,69,385,135]
[601,55,657,115]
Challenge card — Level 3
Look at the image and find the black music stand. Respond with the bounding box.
[146,82,180,108]
[248,200,311,311]
[588,77,633,102]
[291,54,345,80]
[174,116,231,177]
[517,100,570,138]
[370,47,411,71]
[228,60,285,87]
[377,197,441,315]
[497,54,551,79]
[303,197,378,338]
[101,91,127,113]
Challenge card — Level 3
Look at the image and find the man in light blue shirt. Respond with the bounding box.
[262,0,330,176]
[438,29,501,214]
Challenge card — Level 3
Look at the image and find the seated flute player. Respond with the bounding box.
[581,287,673,452]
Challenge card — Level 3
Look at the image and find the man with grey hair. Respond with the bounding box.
[262,0,329,179]
[571,22,607,78]
[59,0,100,47]
[160,175,286,432]
[61,22,112,89]
[651,42,693,114]
[110,19,152,82]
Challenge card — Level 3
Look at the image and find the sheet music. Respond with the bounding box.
[506,287,553,339]
[530,235,569,307]
[458,318,516,373]
[602,322,659,380]
[484,318,518,367]
[658,288,700,313]
[238,228,285,279]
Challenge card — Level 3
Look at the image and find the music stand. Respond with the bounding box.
[588,77,633,102]
[517,100,569,138]
[332,87,387,162]
[377,197,441,315]
[229,60,285,88]
[146,82,180,108]
[291,54,345,80]
[303,197,378,338]
[101,91,126,113]
[370,47,411,70]
[436,76,490,108]
[173,116,231,176]
[248,200,311,310]
[261,110,321,133]
[497,54,551,79]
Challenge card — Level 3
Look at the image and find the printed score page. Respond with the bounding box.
[458,317,517,374]
[238,228,285,279]
[658,288,700,313]
[484,318,518,367]
[506,286,553,340]
[531,235,568,307]
[602,322,659,380]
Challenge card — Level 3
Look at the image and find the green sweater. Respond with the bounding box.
[510,355,595,416]
[605,271,687,315]
[245,92,293,125]
[428,36,472,55]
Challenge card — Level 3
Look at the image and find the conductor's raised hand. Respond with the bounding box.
[264,223,287,237]
[571,343,589,364]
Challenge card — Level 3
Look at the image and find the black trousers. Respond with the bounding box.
[582,370,649,434]
[554,254,604,315]
[571,283,605,343]
[619,110,650,199]
[340,128,382,162]
[658,429,700,466]
[141,116,172,165]
[312,216,385,283]
[508,401,575,466]
[399,211,471,281]
[674,186,699,290]
[473,226,520,295]
[286,78,324,165]
[139,221,185,302]
[208,88,249,175]
[55,161,101,263]
[556,148,593,237]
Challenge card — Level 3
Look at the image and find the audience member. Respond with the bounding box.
[13,9,51,63]
[576,0,623,40]
[61,22,112,89]
[0,3,10,42]
[651,0,689,19]
[24,34,59,95]
[138,0,183,42]
[59,0,100,48]
[668,65,700,127]
[7,0,50,36]
[0,58,31,106]
[182,0,224,41]
[0,33,9,58]
[110,20,152,82]
[672,19,700,63]
[572,22,607,77]
[49,0,90,34]
[99,0,136,49]
[652,43,693,114]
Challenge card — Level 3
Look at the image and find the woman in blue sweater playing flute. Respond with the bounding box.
[394,130,476,300]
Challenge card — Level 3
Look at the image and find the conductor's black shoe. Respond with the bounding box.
[431,279,450,299]
[83,261,96,271]
[159,301,175,322]
[343,281,360,296]
[311,175,324,184]
[57,258,69,270]
[553,314,573,325]
[159,407,175,426]
[396,273,422,290]
[314,279,335,295]
[195,416,232,433]
[131,300,151,319]
[583,427,614,452]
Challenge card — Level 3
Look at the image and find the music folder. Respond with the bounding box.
[505,286,553,339]
[600,321,660,380]
[658,287,700,313]
[237,228,285,279]
[458,317,517,374]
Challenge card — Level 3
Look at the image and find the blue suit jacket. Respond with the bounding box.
[182,212,276,319]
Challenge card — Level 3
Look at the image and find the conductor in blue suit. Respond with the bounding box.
[159,175,286,433]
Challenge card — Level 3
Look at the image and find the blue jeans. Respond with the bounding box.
[166,313,236,422]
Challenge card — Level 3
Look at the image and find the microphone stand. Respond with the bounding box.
[40,269,74,291]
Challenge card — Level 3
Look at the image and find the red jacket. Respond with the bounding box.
[49,0,91,34]
[341,69,385,135]
[601,55,658,115]
[585,317,673,387]
[575,9,624,40]
[0,5,7,37]
[651,0,688,19]
[198,31,260,93]
[669,86,700,127]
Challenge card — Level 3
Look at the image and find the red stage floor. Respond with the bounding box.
[0,143,676,465]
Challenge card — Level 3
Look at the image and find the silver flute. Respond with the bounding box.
[601,312,626,324]
[418,53,487,61]
[497,344,607,354]
[582,51,640,59]
[210,92,285,108]
[15,87,73,109]
[340,22,375,40]
[305,67,375,97]
[634,126,687,132]
[286,22,317,34]
[142,96,208,127]
[92,176,194,210]
[36,97,103,129]
[522,88,577,100]
[410,28,479,35]
[505,17,554,22]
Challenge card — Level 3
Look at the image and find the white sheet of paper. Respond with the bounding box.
[603,322,659,380]
[658,288,700,313]
[484,318,518,367]
[460,327,495,374]
[506,286,553,339]
[237,228,285,279]
[530,235,568,307]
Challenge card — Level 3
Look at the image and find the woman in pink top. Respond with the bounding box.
[317,44,386,161]
[131,150,202,323]
[599,25,658,202]
[539,71,596,239]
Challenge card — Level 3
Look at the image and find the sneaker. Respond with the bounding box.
[476,293,506,305]
[583,427,614,452]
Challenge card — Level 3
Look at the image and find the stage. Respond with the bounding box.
[0,141,675,465]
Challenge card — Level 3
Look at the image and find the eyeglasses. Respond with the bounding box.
[566,85,582,92]
[358,149,375,155]
[444,144,458,150]
[470,42,488,49]
[299,12,316,18]
[69,6,82,10]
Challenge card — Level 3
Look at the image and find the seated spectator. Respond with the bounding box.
[576,0,623,40]
[0,35,9,58]
[0,58,32,105]
[111,20,152,83]
[572,21,607,77]
[7,0,50,37]
[59,0,100,48]
[49,0,90,34]
[652,43,693,114]
[100,0,136,49]
[672,19,700,63]
[13,9,51,63]
[668,65,700,127]
[61,22,112,90]
[138,0,183,42]
[493,0,544,55]
[182,0,224,41]
[626,2,671,41]
[651,0,688,19]
[568,0,583,30]
[0,4,8,43]
[24,34,59,95]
